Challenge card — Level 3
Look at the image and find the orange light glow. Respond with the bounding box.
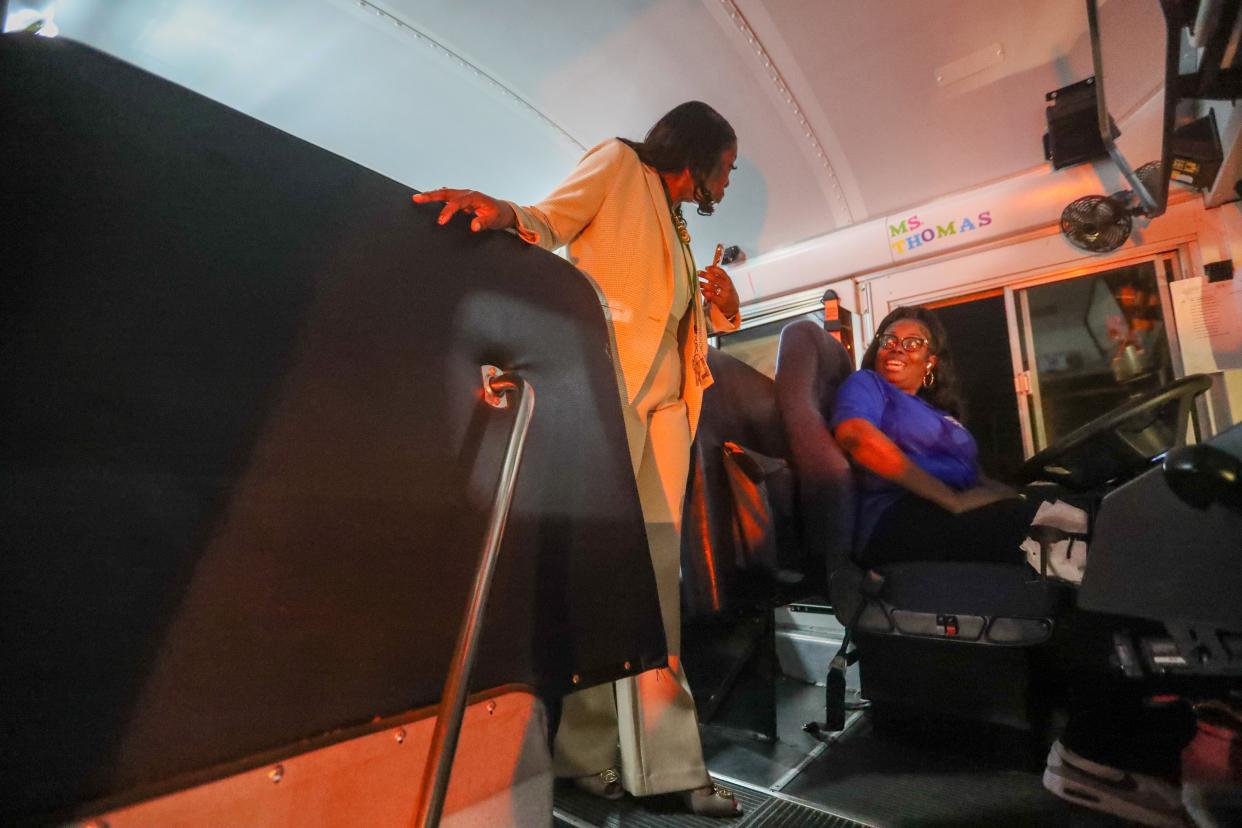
[689,495,722,612]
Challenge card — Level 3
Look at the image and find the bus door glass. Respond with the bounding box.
[1005,254,1181,454]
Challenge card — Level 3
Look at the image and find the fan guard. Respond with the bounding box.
[1136,160,1165,198]
[1060,195,1132,253]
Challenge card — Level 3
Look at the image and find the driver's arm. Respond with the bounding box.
[977,473,1020,499]
[834,418,1009,514]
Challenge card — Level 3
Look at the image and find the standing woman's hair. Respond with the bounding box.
[861,306,966,420]
[621,101,737,216]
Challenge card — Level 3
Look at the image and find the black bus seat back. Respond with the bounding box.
[1,34,664,822]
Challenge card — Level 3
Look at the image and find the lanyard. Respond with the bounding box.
[671,208,710,386]
[662,181,711,386]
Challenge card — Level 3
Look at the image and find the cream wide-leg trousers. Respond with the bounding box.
[551,324,710,797]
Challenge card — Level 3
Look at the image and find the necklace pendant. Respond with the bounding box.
[672,210,692,244]
[692,351,710,385]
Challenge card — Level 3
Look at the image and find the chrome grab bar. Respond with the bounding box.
[412,365,536,828]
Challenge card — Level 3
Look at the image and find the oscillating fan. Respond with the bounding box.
[1060,160,1169,253]
[1060,194,1133,252]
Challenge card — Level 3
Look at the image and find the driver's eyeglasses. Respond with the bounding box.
[876,334,930,353]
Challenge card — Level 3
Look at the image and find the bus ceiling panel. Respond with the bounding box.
[13,1,1175,263]
[350,0,855,252]
[44,0,589,208]
[35,0,841,264]
[733,0,1168,220]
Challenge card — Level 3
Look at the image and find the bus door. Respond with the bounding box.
[1005,252,1183,456]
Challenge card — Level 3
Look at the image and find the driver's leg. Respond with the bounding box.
[861,494,1042,566]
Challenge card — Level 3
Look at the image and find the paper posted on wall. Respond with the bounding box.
[1169,276,1242,375]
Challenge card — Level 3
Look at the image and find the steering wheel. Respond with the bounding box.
[1014,374,1213,490]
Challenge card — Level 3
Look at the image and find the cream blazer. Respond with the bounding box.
[508,139,741,436]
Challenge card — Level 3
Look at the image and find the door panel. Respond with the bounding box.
[1010,258,1177,452]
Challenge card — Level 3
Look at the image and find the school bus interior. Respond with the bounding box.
[4,1,1242,826]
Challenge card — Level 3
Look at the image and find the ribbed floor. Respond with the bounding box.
[782,718,1131,827]
[552,671,1133,826]
[553,779,871,828]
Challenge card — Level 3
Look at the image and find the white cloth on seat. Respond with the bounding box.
[1021,500,1090,584]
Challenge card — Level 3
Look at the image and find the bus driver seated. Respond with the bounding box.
[831,305,1197,828]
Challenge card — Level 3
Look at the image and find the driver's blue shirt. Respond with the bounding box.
[830,370,979,547]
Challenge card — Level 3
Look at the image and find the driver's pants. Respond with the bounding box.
[861,490,1051,566]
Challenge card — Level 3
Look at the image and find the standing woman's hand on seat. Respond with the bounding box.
[699,265,739,319]
[412,188,516,232]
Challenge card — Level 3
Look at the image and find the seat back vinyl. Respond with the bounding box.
[1,35,664,821]
[680,348,793,618]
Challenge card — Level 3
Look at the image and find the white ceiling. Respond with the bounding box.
[10,0,1169,267]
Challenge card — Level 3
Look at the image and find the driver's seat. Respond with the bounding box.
[774,320,1075,734]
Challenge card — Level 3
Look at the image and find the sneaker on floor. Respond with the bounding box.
[1043,738,1188,827]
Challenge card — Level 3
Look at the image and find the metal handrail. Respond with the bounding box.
[411,368,535,828]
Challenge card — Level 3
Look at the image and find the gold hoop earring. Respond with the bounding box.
[923,367,936,388]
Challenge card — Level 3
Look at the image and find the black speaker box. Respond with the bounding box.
[1043,77,1120,170]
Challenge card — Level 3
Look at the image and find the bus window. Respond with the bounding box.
[1013,258,1176,450]
[717,309,824,379]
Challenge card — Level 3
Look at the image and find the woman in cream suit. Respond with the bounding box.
[414,102,742,817]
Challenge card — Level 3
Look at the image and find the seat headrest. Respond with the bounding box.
[775,320,852,413]
[772,319,856,577]
[699,346,786,459]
